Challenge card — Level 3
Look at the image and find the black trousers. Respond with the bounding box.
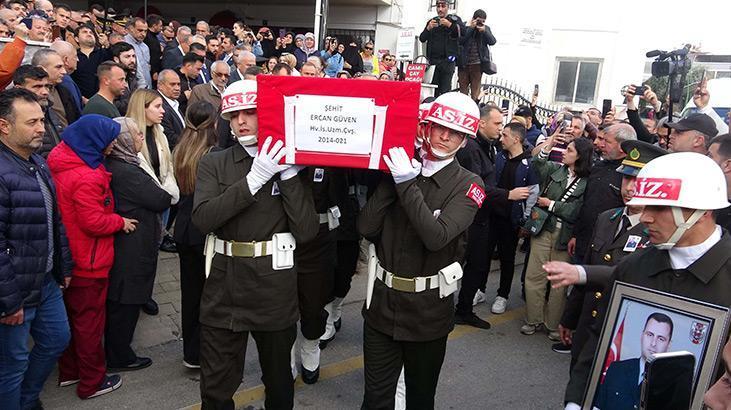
[455,222,491,315]
[484,216,519,299]
[200,324,297,410]
[178,242,205,364]
[105,299,142,367]
[431,59,456,97]
[362,322,447,410]
[296,227,336,340]
[332,239,360,299]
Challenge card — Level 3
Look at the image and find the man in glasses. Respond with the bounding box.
[189,60,229,110]
[419,0,465,97]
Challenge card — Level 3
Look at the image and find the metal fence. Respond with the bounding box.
[478,77,560,124]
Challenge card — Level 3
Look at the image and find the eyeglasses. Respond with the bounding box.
[384,57,394,62]
[365,47,373,50]
[213,72,230,78]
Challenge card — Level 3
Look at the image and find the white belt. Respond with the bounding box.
[375,263,439,293]
[213,237,273,258]
[318,213,328,224]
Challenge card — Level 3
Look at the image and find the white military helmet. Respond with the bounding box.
[628,152,729,249]
[423,91,480,137]
[220,79,257,120]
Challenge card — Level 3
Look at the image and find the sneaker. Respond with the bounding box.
[183,360,200,369]
[551,342,572,354]
[58,378,80,387]
[520,323,540,335]
[491,296,508,314]
[472,290,487,306]
[547,331,561,342]
[85,374,122,399]
[454,312,491,329]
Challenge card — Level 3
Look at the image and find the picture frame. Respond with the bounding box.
[584,281,730,410]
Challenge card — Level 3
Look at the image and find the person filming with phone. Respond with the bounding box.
[419,0,464,97]
[457,9,495,102]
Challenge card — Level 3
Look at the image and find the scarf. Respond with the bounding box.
[303,32,318,55]
[110,117,141,165]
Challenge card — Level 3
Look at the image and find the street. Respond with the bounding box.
[39,248,570,409]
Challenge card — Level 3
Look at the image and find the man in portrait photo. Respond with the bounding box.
[594,312,674,409]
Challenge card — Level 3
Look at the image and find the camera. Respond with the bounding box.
[474,18,485,26]
[646,45,691,78]
[432,17,441,26]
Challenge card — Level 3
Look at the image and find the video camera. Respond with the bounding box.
[646,45,691,77]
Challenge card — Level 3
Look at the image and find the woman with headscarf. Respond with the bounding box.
[294,32,320,71]
[48,114,136,399]
[104,117,173,372]
[171,101,219,369]
[320,37,344,78]
[339,36,364,76]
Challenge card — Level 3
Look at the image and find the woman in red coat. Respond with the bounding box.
[47,114,138,399]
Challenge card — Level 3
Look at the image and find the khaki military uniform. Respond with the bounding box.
[560,207,649,369]
[358,160,483,409]
[192,144,318,409]
[565,230,731,406]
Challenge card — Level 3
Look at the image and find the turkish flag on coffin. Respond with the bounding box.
[256,75,421,171]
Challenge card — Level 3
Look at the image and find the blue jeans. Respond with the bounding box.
[0,275,71,410]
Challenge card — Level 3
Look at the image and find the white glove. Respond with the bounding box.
[383,147,421,184]
[280,165,305,181]
[246,137,287,195]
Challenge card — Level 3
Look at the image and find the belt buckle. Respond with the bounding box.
[230,241,254,257]
[391,275,415,292]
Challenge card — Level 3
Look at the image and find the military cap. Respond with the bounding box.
[616,140,668,176]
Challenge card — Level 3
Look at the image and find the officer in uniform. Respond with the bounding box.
[558,140,666,367]
[192,79,319,409]
[545,152,731,409]
[293,166,343,384]
[358,92,485,409]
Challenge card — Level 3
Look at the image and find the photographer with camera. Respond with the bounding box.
[419,0,464,97]
[458,9,495,102]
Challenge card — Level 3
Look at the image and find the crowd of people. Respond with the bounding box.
[1,0,731,409]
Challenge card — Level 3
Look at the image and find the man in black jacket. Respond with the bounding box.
[0,88,73,410]
[419,0,464,97]
[144,14,164,87]
[156,69,184,150]
[457,9,496,102]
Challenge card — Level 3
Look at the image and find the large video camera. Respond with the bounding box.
[646,45,691,77]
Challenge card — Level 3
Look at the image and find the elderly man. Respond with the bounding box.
[162,26,192,70]
[27,12,49,42]
[195,20,210,37]
[157,69,184,149]
[188,60,228,109]
[32,48,79,129]
[49,40,82,115]
[34,0,54,19]
[123,17,151,89]
[228,48,255,84]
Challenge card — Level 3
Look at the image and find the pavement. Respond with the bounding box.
[39,246,571,409]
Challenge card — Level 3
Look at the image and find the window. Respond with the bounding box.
[554,58,602,105]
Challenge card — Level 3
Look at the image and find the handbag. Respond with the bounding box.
[522,176,580,236]
[481,44,497,75]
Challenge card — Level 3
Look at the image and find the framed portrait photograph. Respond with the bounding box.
[584,282,730,410]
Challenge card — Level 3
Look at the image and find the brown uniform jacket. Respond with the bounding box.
[566,229,731,405]
[192,144,319,332]
[358,160,483,341]
[560,207,649,364]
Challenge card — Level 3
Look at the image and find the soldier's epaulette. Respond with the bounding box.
[609,207,624,220]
